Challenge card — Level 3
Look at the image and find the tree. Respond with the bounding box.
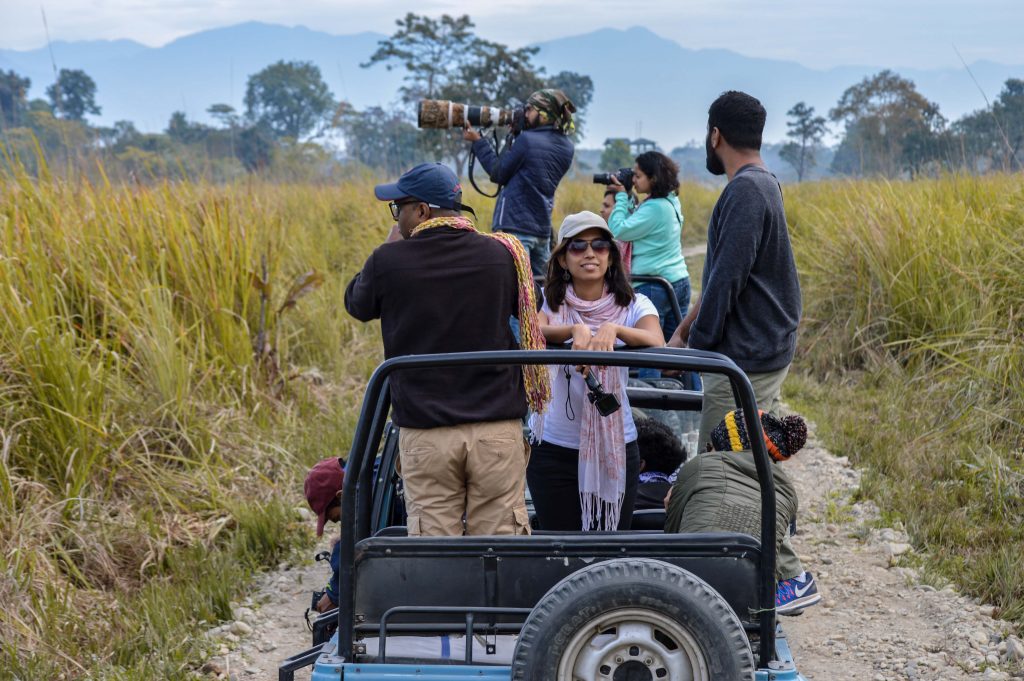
[600,139,633,171]
[46,68,101,121]
[829,70,945,177]
[236,125,274,172]
[207,103,239,129]
[362,13,479,102]
[341,105,426,175]
[362,13,593,172]
[166,111,209,144]
[953,78,1024,172]
[0,70,31,128]
[244,61,335,141]
[779,102,827,181]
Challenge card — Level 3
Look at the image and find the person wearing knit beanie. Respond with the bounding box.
[708,409,808,461]
[665,410,821,615]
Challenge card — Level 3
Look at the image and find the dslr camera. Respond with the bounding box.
[593,167,634,194]
[584,370,621,417]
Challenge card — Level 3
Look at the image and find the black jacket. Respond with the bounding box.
[344,226,527,429]
[689,165,802,372]
[472,126,574,238]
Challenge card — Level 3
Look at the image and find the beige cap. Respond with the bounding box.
[556,210,614,247]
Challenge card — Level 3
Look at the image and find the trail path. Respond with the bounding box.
[202,422,1024,681]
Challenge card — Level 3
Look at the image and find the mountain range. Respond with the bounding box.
[2,22,1021,149]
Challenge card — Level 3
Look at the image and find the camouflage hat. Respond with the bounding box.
[527,89,576,135]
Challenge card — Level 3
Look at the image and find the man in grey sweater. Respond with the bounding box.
[668,91,802,454]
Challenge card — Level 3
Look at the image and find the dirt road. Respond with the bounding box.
[203,422,1024,680]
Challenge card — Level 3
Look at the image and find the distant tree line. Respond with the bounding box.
[1,23,1021,182]
[779,70,1024,179]
[0,12,592,182]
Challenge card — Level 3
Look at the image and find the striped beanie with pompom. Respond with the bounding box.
[709,410,807,462]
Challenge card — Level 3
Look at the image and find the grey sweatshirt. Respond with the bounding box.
[689,164,801,372]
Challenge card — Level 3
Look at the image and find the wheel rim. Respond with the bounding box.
[556,608,711,681]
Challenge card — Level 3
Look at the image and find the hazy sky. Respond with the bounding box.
[3,0,1022,69]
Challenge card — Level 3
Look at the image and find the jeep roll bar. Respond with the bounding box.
[332,347,779,669]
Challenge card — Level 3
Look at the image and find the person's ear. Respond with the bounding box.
[710,127,721,148]
[557,254,567,270]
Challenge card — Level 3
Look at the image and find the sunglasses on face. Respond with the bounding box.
[566,238,612,254]
[388,200,419,220]
[388,199,440,220]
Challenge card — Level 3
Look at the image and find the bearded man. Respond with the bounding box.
[464,88,576,277]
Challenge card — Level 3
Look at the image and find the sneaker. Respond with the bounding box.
[776,572,821,615]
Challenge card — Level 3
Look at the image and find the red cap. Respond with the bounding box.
[304,457,345,536]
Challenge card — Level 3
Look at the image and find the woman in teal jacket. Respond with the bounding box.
[607,151,690,343]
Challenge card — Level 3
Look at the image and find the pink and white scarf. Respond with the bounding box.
[550,285,629,531]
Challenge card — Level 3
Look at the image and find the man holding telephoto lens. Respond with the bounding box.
[463,89,576,277]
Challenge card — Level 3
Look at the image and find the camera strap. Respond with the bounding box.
[468,128,510,199]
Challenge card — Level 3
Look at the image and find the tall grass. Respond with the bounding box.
[0,170,387,678]
[785,174,1024,627]
[13,165,1019,677]
[0,168,718,677]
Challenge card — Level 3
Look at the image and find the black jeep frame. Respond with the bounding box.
[326,347,780,671]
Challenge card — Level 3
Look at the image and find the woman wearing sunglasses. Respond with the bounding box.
[527,211,665,532]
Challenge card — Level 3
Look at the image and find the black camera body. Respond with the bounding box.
[310,589,327,612]
[593,167,635,194]
[584,371,621,417]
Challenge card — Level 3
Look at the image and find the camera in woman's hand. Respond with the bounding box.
[583,370,621,417]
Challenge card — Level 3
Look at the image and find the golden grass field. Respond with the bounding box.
[1,170,1021,678]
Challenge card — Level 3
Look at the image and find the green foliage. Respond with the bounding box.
[779,102,827,181]
[244,60,335,141]
[829,70,946,177]
[236,124,275,172]
[600,138,633,171]
[46,68,101,121]
[361,13,593,172]
[207,103,239,129]
[953,78,1024,172]
[0,69,32,127]
[0,171,390,677]
[166,110,210,144]
[340,105,427,175]
[785,174,1024,631]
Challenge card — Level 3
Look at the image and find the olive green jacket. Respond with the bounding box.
[664,449,797,556]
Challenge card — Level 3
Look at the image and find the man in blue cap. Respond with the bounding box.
[344,162,539,538]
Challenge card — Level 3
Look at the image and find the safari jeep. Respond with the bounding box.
[280,347,807,681]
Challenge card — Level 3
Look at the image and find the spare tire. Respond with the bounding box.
[512,558,754,681]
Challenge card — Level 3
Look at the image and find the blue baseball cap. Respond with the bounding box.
[374,163,475,216]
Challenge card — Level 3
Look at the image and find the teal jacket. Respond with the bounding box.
[607,192,688,283]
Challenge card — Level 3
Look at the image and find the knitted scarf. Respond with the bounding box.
[410,216,550,414]
[549,284,629,531]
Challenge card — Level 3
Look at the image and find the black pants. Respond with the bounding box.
[527,440,640,531]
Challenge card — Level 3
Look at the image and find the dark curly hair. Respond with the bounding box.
[634,151,680,198]
[636,417,688,474]
[544,236,634,312]
[708,90,766,151]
